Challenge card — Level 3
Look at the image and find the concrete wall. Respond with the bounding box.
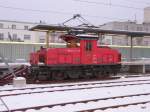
[0,42,66,62]
[0,43,38,62]
[0,42,150,62]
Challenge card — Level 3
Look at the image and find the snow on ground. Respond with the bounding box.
[0,74,150,91]
[94,103,150,112]
[1,84,150,110]
[0,79,150,97]
[0,76,150,112]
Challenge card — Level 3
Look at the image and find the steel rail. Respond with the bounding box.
[78,101,150,112]
[1,81,150,97]
[1,77,150,92]
[2,92,150,112]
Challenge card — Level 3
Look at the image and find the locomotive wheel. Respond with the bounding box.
[94,71,104,78]
[102,71,110,78]
[79,71,87,79]
[52,71,66,80]
[113,71,117,75]
[81,71,92,79]
[27,73,37,83]
[68,71,80,79]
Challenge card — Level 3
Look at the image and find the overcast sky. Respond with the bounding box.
[0,0,149,25]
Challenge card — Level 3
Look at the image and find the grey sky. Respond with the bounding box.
[0,0,149,25]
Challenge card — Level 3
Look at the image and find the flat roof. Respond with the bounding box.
[0,19,39,25]
[30,24,150,37]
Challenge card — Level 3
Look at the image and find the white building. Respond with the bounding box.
[0,20,65,43]
[0,20,41,42]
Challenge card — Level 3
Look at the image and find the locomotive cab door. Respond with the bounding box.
[80,40,94,64]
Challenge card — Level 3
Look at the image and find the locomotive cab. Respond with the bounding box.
[78,35,98,64]
[61,34,98,64]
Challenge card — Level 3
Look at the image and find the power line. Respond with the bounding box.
[0,4,130,22]
[0,5,73,15]
[74,0,144,11]
[82,14,128,21]
[122,0,150,5]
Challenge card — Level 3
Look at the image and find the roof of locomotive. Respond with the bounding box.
[60,34,98,42]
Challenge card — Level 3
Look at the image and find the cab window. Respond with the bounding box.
[85,41,92,51]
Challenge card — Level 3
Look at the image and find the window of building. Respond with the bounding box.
[144,27,149,32]
[12,34,17,40]
[39,38,45,43]
[0,33,4,40]
[137,26,143,31]
[130,26,135,31]
[24,35,31,40]
[125,25,128,30]
[144,41,149,46]
[12,24,16,29]
[24,26,29,30]
[0,23,3,28]
[117,39,122,45]
[105,39,111,45]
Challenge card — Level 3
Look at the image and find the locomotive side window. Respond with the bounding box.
[86,41,92,51]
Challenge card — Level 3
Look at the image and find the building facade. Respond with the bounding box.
[0,20,65,43]
[100,21,150,46]
[0,20,41,42]
[144,7,150,23]
[100,6,150,46]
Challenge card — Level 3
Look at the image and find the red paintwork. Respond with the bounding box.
[30,35,121,66]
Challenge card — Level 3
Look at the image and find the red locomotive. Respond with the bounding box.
[30,34,121,81]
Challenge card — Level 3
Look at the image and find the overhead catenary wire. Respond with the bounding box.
[0,4,130,21]
[73,0,144,11]
[0,0,147,22]
[121,0,150,5]
[0,5,73,15]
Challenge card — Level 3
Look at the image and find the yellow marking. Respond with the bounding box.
[0,41,150,48]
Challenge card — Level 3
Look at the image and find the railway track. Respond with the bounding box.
[78,100,150,112]
[1,92,150,112]
[1,77,150,97]
[1,75,150,91]
[0,76,150,112]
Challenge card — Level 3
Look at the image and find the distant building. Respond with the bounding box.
[144,7,150,23]
[100,6,150,46]
[0,20,64,43]
[100,21,150,46]
[0,20,40,42]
